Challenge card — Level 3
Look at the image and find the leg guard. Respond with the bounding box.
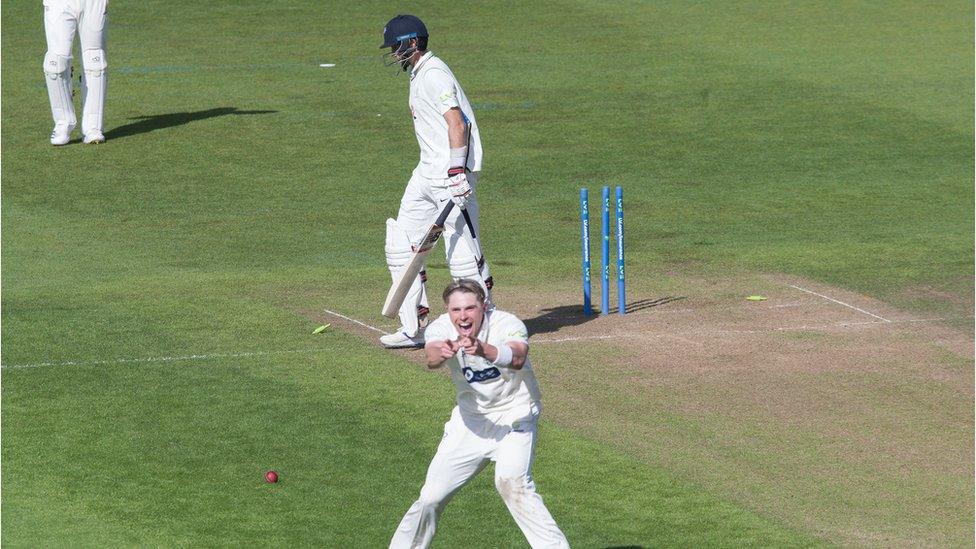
[386,218,428,337]
[447,230,493,303]
[43,51,76,127]
[80,48,106,135]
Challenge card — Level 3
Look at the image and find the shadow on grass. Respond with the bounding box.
[613,295,687,314]
[525,296,687,335]
[105,107,277,140]
[524,305,595,335]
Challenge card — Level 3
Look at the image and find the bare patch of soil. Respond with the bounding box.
[514,273,974,546]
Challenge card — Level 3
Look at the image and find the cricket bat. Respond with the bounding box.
[382,201,456,318]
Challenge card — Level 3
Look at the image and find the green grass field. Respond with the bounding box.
[3,1,972,546]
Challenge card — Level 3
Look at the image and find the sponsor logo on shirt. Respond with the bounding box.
[462,366,501,384]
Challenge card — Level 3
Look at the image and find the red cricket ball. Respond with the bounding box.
[265,470,279,483]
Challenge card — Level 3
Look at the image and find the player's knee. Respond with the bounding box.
[448,257,478,280]
[449,255,489,285]
[385,218,413,269]
[416,485,450,510]
[448,245,490,282]
[43,51,71,78]
[82,48,107,76]
[494,475,531,502]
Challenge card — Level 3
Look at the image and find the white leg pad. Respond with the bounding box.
[386,218,427,337]
[43,51,76,126]
[448,246,493,301]
[81,48,106,135]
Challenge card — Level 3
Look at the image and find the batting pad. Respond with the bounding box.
[449,240,491,297]
[386,218,426,335]
[43,51,76,126]
[81,49,107,134]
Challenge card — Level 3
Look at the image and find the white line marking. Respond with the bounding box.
[533,334,617,343]
[530,316,972,344]
[900,317,964,323]
[319,63,336,68]
[767,301,807,309]
[8,316,968,369]
[786,284,891,322]
[533,333,674,344]
[664,333,698,345]
[1,348,328,370]
[323,309,389,335]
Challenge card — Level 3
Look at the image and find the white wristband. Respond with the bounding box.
[450,147,468,168]
[492,343,513,367]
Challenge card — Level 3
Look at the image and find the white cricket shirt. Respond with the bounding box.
[424,309,542,417]
[409,52,483,179]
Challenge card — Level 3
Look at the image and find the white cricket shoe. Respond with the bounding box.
[380,329,424,349]
[83,130,105,144]
[50,122,75,146]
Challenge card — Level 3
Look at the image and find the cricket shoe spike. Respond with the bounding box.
[50,122,75,146]
[380,329,425,349]
[83,130,105,144]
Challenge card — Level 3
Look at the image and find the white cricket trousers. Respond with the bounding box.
[389,169,492,335]
[390,406,569,548]
[43,0,107,134]
[396,169,485,271]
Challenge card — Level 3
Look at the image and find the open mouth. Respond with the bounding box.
[457,321,474,337]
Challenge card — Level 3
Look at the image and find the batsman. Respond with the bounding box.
[43,0,107,145]
[379,14,493,349]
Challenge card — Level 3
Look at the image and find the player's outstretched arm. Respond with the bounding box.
[501,341,529,370]
[458,338,529,370]
[425,340,457,369]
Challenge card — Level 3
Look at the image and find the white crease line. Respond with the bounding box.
[897,316,971,323]
[664,333,698,345]
[323,309,389,335]
[785,284,890,322]
[8,316,968,369]
[533,334,618,344]
[531,316,971,343]
[1,348,328,370]
[766,301,807,309]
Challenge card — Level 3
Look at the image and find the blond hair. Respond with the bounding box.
[442,279,486,304]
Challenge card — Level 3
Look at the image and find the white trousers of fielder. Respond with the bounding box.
[385,169,492,337]
[43,0,107,137]
[390,406,569,548]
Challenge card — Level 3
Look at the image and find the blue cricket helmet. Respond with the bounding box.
[380,15,429,73]
[380,14,428,49]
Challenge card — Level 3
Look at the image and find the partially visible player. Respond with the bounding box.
[379,14,493,349]
[389,279,568,549]
[43,0,108,145]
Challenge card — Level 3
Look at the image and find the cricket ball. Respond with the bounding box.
[265,470,279,483]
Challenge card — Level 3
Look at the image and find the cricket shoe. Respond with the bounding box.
[83,130,105,144]
[380,329,425,349]
[50,122,75,146]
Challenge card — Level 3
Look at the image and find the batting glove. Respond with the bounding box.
[447,167,472,208]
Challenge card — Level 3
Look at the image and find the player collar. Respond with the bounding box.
[410,51,434,79]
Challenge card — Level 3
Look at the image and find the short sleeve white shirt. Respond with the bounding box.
[424,308,542,417]
[409,52,483,179]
